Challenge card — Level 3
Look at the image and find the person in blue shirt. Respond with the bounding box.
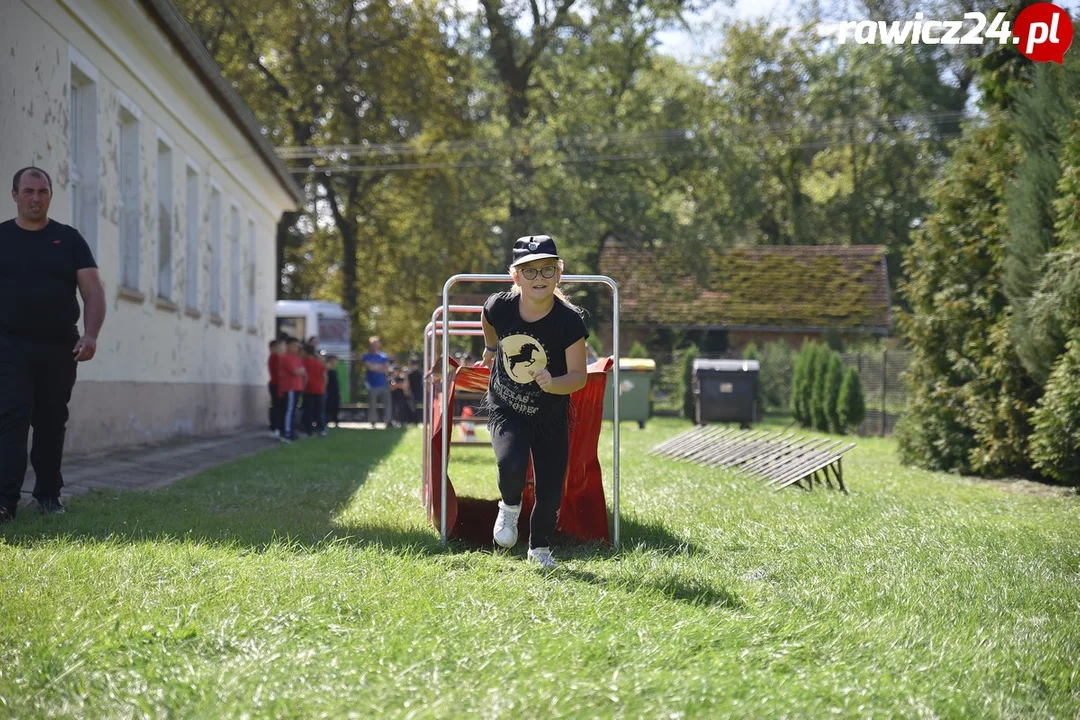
[364,335,392,428]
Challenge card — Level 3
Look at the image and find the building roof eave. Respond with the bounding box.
[137,0,305,208]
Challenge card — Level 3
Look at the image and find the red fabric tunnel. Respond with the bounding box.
[426,356,614,546]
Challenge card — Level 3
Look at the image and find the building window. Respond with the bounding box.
[247,219,257,328]
[157,140,173,301]
[119,107,140,291]
[230,205,241,326]
[69,58,98,255]
[185,167,199,310]
[210,187,222,318]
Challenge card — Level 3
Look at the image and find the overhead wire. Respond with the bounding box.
[274,110,967,161]
[282,125,965,174]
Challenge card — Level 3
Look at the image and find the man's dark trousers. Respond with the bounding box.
[0,332,78,514]
[268,384,279,431]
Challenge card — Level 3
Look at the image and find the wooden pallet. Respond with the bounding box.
[650,426,853,492]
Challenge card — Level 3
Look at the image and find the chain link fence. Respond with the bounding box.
[647,346,911,437]
[840,349,911,436]
[650,350,740,416]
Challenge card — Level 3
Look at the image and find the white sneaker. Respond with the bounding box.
[492,501,521,548]
[527,547,558,570]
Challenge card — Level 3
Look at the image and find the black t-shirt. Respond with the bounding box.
[408,369,424,402]
[0,219,97,344]
[483,291,589,420]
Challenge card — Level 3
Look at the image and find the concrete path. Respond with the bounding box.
[19,429,281,507]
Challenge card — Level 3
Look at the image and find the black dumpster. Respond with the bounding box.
[693,359,760,426]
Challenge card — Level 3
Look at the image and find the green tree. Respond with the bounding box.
[475,0,712,242]
[1005,55,1080,383]
[174,0,488,354]
[896,116,1035,475]
[803,345,825,431]
[823,352,845,433]
[796,342,824,429]
[791,344,807,424]
[1028,332,1080,484]
[838,367,866,433]
[760,341,794,413]
[709,20,963,263]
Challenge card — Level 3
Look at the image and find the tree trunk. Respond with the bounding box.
[275,212,299,300]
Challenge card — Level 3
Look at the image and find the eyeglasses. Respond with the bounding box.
[519,265,557,280]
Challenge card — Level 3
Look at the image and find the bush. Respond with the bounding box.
[792,342,826,428]
[760,341,794,413]
[810,345,831,432]
[1028,333,1080,484]
[896,119,1020,475]
[680,344,700,422]
[823,353,845,433]
[838,367,866,432]
[791,345,807,424]
[628,341,650,359]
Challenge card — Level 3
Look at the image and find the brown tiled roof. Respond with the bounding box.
[598,239,891,332]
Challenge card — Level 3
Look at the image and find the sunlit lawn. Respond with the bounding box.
[1,416,1078,718]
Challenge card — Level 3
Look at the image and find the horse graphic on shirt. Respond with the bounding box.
[504,342,541,376]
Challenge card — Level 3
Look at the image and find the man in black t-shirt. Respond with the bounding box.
[407,356,424,424]
[0,167,106,523]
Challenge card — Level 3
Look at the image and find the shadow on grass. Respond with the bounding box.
[560,567,741,609]
[4,427,713,563]
[1,427,442,553]
[614,513,706,556]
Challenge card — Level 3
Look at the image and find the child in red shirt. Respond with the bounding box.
[268,339,285,436]
[275,337,307,442]
[301,344,328,437]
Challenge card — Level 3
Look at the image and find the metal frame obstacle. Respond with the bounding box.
[649,426,854,492]
[426,274,621,546]
[424,314,490,448]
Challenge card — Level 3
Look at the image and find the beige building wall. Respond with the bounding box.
[1,0,298,454]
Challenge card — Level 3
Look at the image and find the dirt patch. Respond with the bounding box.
[956,475,1079,499]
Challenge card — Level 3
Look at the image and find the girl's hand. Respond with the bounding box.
[532,369,554,392]
[481,349,496,368]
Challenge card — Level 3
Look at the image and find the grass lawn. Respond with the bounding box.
[2,417,1079,718]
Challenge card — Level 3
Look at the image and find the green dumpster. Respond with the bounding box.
[603,358,656,428]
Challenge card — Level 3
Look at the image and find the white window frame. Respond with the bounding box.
[209,181,223,319]
[117,93,141,292]
[184,160,201,312]
[68,47,99,256]
[156,131,174,302]
[247,215,257,329]
[229,202,241,326]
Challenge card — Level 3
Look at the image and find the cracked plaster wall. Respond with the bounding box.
[2,0,298,453]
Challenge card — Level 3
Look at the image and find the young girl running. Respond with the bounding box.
[480,235,589,569]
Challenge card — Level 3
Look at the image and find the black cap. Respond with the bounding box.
[511,235,560,268]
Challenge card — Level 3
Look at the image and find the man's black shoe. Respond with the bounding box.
[0,506,13,525]
[37,498,66,515]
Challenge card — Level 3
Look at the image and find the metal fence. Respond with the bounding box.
[649,350,729,415]
[644,346,911,437]
[840,349,911,436]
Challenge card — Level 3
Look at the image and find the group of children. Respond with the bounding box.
[267,336,341,442]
